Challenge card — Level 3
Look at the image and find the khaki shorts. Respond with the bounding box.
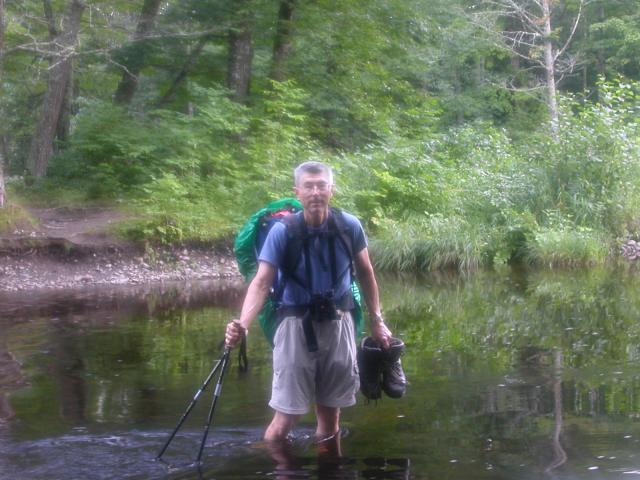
[269,310,359,415]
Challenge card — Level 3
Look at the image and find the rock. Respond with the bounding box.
[621,239,640,260]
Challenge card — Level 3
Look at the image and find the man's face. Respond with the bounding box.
[294,171,334,217]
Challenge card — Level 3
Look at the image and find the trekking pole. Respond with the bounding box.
[196,347,231,464]
[156,353,225,460]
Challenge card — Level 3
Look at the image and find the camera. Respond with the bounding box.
[309,290,339,322]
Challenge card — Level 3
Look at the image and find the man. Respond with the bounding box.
[225,161,393,442]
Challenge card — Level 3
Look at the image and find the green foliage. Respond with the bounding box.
[122,174,239,243]
[526,225,609,267]
[48,101,172,197]
[0,203,35,234]
[5,179,90,208]
[339,80,640,271]
[335,138,453,228]
[527,81,640,235]
[24,73,640,259]
[290,0,442,147]
[44,81,323,243]
[588,6,640,79]
[4,0,640,260]
[246,80,317,197]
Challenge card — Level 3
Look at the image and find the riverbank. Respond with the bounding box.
[0,243,240,292]
[0,205,241,292]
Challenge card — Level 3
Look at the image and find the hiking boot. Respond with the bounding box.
[381,337,407,399]
[357,336,383,400]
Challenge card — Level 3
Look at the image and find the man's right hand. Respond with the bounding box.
[225,320,247,348]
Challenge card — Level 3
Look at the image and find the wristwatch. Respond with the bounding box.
[369,313,385,325]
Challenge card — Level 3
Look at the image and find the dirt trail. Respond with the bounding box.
[5,206,128,247]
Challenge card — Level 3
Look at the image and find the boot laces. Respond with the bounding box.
[387,361,405,384]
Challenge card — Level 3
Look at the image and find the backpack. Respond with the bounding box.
[234,198,364,347]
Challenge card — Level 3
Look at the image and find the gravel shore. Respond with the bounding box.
[0,243,241,292]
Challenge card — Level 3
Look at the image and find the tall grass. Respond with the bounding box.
[369,216,489,272]
[526,227,609,268]
[0,201,35,234]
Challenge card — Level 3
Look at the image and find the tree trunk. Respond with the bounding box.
[43,0,58,37]
[227,15,254,102]
[542,0,559,136]
[454,69,464,124]
[271,0,296,82]
[545,349,567,473]
[157,35,209,107]
[44,0,72,151]
[113,0,162,105]
[27,0,85,178]
[595,5,606,102]
[55,61,75,150]
[0,0,6,207]
[0,145,5,208]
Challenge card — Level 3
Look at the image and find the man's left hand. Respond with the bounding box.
[371,321,392,349]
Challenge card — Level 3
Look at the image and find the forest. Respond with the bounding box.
[0,0,639,271]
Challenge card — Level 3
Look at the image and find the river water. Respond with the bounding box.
[2,268,640,479]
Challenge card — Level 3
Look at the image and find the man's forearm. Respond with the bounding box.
[354,248,383,321]
[353,249,391,346]
[238,276,271,331]
[359,269,392,347]
[358,270,381,319]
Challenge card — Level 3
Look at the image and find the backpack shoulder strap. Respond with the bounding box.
[281,211,306,270]
[328,207,355,260]
[277,211,309,291]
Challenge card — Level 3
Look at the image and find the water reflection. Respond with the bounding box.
[379,267,640,477]
[4,269,640,478]
[0,344,24,426]
[0,279,245,323]
[166,432,412,480]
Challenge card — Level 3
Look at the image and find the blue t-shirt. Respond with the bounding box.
[258,210,367,306]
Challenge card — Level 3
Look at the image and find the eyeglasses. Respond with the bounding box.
[300,182,332,193]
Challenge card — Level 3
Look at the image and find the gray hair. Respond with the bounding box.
[294,161,334,186]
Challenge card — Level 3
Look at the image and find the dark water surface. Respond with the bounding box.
[3,268,640,479]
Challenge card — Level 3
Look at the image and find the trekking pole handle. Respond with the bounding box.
[225,320,247,348]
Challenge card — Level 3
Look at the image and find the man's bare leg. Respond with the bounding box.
[264,411,300,441]
[264,436,299,480]
[315,404,340,437]
[316,404,342,464]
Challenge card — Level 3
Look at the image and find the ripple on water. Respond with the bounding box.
[0,428,263,480]
[1,427,413,480]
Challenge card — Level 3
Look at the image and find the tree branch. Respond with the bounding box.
[4,27,225,59]
[554,0,583,61]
